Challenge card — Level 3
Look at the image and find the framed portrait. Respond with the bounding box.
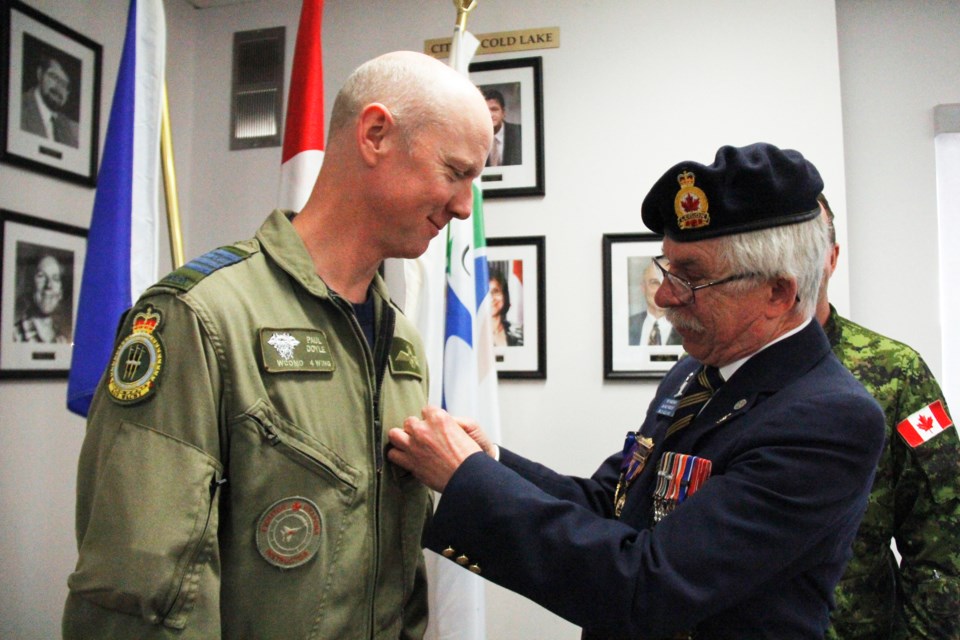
[470,56,544,199]
[603,233,685,379]
[1,0,102,186]
[487,236,545,379]
[0,209,87,378]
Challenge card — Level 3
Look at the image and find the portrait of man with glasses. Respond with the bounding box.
[20,35,80,148]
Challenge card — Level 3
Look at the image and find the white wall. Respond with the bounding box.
[836,0,960,385]
[0,1,955,639]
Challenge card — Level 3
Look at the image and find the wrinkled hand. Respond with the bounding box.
[387,406,483,492]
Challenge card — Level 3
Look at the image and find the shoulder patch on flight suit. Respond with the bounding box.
[108,305,164,404]
[156,245,252,292]
[389,337,423,379]
[256,496,323,569]
[260,328,336,372]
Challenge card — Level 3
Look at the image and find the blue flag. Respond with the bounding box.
[67,0,165,416]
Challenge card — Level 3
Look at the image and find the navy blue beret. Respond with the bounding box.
[641,142,824,242]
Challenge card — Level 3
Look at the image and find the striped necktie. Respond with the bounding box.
[665,365,724,440]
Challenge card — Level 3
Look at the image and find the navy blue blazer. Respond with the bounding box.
[426,320,885,639]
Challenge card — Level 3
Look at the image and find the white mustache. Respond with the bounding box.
[665,309,704,333]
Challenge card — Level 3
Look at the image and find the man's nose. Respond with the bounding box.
[449,183,474,220]
[654,279,682,308]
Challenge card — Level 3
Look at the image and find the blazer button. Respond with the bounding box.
[468,564,481,575]
[442,547,455,558]
[456,555,470,565]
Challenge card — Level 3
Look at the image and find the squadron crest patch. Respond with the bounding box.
[256,497,323,569]
[108,305,164,404]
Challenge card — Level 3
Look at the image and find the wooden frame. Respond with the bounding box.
[0,209,87,378]
[470,56,544,199]
[487,235,546,379]
[1,0,102,186]
[603,233,684,379]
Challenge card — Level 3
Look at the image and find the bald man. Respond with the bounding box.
[63,51,493,639]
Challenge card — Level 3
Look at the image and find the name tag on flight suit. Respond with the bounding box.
[260,328,336,372]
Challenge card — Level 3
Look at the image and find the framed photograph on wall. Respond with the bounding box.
[0,209,87,378]
[470,56,544,199]
[487,236,545,379]
[1,0,102,186]
[603,233,684,379]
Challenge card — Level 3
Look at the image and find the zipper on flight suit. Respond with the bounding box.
[252,415,356,487]
[331,292,396,638]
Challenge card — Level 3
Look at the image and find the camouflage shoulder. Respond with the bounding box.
[150,240,261,294]
[835,314,936,375]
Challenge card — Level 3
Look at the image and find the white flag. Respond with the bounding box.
[416,27,501,640]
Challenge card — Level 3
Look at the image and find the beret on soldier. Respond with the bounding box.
[640,142,824,242]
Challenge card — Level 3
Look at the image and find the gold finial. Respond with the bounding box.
[453,0,478,31]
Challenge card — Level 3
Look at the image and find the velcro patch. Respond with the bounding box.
[256,497,322,569]
[108,305,164,404]
[389,337,423,379]
[260,328,336,373]
[157,246,251,292]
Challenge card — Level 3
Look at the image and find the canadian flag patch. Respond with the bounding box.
[896,400,954,448]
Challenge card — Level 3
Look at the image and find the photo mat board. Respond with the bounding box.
[1,0,102,186]
[469,56,544,199]
[603,233,685,379]
[487,235,546,378]
[0,208,87,378]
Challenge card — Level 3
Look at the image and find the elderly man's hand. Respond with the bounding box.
[387,406,483,491]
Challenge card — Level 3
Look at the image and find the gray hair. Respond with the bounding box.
[328,54,451,150]
[713,210,829,319]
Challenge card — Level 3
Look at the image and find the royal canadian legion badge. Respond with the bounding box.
[674,170,711,230]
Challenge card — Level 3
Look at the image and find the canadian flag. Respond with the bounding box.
[896,400,954,448]
[278,0,324,212]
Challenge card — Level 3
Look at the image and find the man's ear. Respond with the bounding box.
[826,243,839,279]
[766,276,800,318]
[357,103,394,167]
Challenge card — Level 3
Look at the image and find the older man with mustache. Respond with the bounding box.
[389,143,886,639]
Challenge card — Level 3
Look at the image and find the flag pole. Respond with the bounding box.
[160,81,185,268]
[454,0,477,31]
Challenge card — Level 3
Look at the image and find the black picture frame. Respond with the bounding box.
[1,0,102,186]
[487,235,546,379]
[603,233,685,379]
[470,56,544,199]
[0,209,87,378]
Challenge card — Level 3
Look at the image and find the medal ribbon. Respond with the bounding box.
[652,452,713,524]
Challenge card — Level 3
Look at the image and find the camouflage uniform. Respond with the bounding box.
[825,305,960,639]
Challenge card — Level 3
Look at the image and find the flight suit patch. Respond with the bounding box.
[256,497,322,569]
[108,305,164,405]
[259,328,336,372]
[389,337,423,379]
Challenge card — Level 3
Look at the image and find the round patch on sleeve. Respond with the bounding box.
[108,305,164,404]
[256,496,323,569]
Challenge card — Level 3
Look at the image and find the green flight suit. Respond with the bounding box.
[63,210,432,639]
[825,305,960,639]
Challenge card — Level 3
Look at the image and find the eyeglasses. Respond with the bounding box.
[652,256,758,305]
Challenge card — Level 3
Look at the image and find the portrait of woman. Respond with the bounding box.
[489,265,523,347]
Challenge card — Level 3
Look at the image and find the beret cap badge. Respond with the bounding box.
[674,170,710,231]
